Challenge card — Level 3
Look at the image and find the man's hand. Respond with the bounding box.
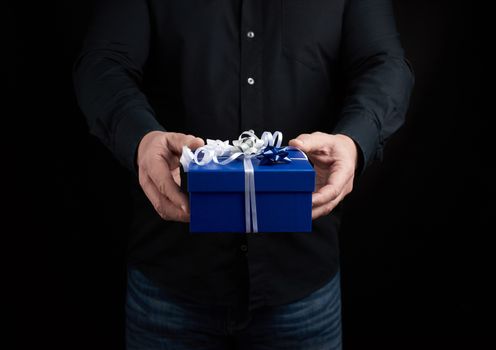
[137,131,204,222]
[289,132,358,220]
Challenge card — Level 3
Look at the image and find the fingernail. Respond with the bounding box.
[181,205,187,213]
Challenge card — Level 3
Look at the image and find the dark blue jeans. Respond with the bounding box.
[126,267,342,350]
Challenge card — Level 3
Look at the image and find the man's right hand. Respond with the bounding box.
[137,131,204,222]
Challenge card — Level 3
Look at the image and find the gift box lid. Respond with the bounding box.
[187,149,315,192]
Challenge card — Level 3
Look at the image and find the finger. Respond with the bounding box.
[147,157,189,211]
[288,134,310,150]
[312,185,341,207]
[289,132,331,154]
[166,133,205,155]
[171,167,181,187]
[167,154,181,170]
[312,167,351,206]
[140,174,189,222]
[312,196,342,220]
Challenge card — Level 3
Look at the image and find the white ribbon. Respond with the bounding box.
[180,130,290,233]
[243,156,257,232]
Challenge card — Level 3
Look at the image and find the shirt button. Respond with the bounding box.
[247,77,255,85]
[247,31,255,39]
[240,244,248,252]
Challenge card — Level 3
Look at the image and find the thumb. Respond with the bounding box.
[186,136,205,150]
[289,133,329,153]
[166,132,205,155]
[288,138,304,149]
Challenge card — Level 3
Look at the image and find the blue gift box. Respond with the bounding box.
[187,149,315,233]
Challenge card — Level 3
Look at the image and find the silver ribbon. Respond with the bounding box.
[243,156,257,232]
[180,130,299,233]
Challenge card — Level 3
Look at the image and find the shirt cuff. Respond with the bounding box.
[332,111,381,174]
[113,107,166,175]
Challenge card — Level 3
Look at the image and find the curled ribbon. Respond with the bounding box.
[180,130,294,233]
[180,130,283,170]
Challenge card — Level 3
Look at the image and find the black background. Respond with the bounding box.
[9,1,491,349]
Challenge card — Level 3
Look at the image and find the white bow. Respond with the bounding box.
[180,130,283,171]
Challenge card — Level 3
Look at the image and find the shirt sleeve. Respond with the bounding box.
[332,0,415,173]
[73,0,165,174]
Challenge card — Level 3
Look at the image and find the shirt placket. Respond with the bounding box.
[240,0,264,133]
[239,0,267,310]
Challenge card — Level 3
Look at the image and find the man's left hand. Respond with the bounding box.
[289,132,358,220]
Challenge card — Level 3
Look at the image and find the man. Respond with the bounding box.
[74,0,413,348]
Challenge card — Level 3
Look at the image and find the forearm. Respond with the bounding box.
[334,53,414,170]
[73,51,164,172]
[72,0,164,173]
[333,0,415,171]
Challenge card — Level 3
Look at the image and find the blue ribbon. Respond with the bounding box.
[257,146,292,166]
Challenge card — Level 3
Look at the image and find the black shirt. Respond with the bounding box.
[73,0,414,312]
